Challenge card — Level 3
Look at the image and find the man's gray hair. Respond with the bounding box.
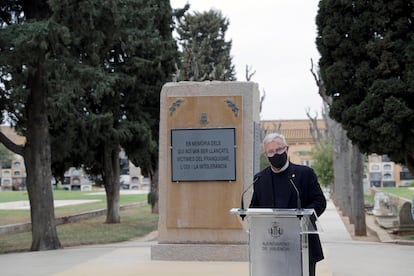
[263,132,288,146]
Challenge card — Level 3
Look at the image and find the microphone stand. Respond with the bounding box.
[239,177,260,220]
[289,174,303,219]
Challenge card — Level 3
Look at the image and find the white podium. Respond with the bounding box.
[230,208,321,276]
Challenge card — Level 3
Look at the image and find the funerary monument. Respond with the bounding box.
[151,81,260,261]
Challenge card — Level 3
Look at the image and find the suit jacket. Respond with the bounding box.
[249,162,327,263]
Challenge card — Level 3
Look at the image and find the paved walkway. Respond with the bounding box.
[0,199,414,275]
[319,200,414,276]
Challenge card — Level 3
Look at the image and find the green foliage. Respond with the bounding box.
[0,1,176,178]
[316,0,414,172]
[310,140,334,187]
[41,0,178,177]
[260,154,269,171]
[0,5,51,129]
[175,9,236,81]
[364,193,374,206]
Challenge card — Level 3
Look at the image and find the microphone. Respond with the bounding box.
[289,173,302,210]
[240,175,261,220]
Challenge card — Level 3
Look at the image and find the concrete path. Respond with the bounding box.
[0,199,413,276]
[319,200,414,276]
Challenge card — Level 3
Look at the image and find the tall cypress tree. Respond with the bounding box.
[0,0,62,250]
[47,0,178,222]
[175,9,236,81]
[316,0,414,174]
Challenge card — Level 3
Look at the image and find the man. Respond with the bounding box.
[250,132,326,276]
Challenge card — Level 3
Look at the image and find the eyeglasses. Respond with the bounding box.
[265,146,287,157]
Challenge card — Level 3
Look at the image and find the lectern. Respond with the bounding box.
[230,208,321,276]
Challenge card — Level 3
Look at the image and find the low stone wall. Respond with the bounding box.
[387,193,411,206]
[369,187,410,207]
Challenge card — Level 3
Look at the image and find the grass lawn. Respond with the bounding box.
[0,204,158,254]
[377,187,414,201]
[0,189,158,254]
[0,189,148,225]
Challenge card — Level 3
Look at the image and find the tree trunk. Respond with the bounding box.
[310,61,366,230]
[103,144,121,223]
[26,62,62,251]
[331,120,351,217]
[149,168,159,214]
[351,145,367,236]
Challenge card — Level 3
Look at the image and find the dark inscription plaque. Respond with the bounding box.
[171,128,236,181]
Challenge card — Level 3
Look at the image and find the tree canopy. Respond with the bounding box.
[316,0,414,173]
[175,9,236,81]
[48,0,178,222]
[47,0,176,167]
[0,0,177,248]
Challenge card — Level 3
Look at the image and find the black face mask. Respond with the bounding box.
[268,151,287,169]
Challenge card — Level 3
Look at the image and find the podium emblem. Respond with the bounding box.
[269,222,283,238]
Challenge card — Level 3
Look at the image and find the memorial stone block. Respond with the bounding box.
[151,81,260,261]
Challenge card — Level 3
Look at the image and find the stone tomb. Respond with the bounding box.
[151,81,260,261]
[393,202,414,235]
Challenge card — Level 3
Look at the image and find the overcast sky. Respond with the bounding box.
[170,0,322,120]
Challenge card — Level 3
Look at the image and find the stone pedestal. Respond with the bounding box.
[151,81,260,261]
